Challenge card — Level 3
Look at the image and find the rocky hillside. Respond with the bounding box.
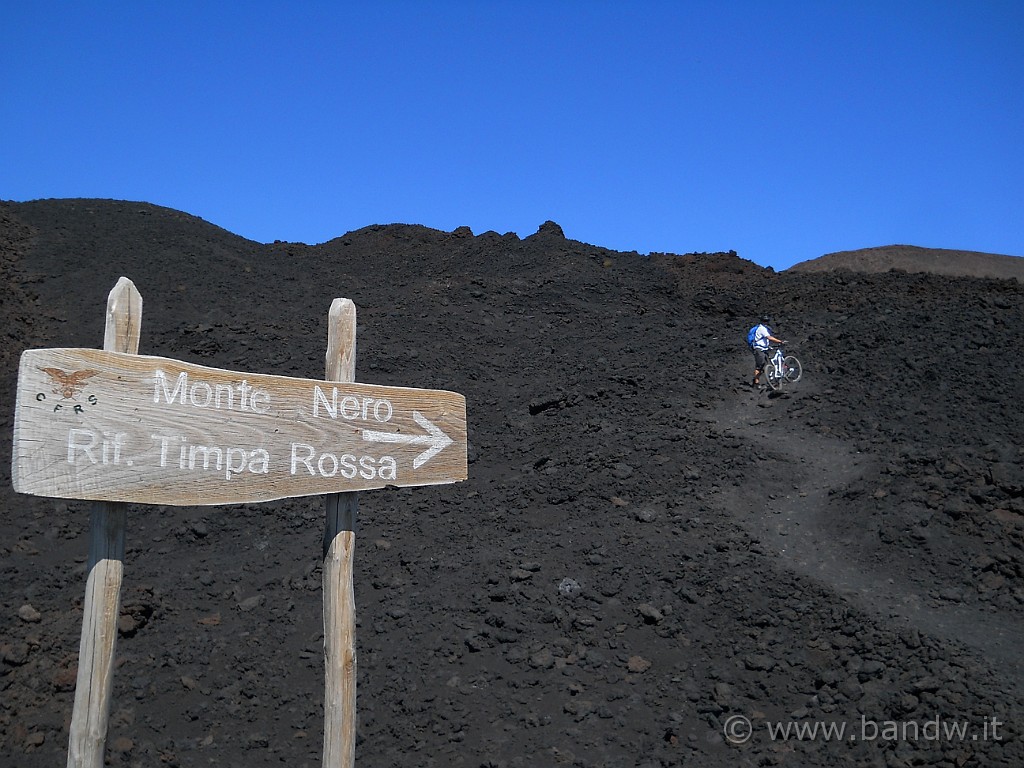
[788,244,1024,282]
[1,199,1022,767]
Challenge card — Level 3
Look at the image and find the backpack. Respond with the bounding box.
[746,325,758,348]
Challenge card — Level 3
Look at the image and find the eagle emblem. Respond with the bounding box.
[39,367,99,400]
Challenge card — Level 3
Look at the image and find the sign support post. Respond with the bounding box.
[322,299,358,767]
[67,277,142,768]
[12,279,467,768]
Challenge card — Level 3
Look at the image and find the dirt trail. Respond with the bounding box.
[711,384,1024,692]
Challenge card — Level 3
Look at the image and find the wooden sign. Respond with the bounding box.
[13,347,467,506]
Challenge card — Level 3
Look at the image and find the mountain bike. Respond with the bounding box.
[764,346,802,390]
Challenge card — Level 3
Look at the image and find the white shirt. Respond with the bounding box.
[752,324,772,350]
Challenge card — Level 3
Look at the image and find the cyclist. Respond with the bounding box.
[748,316,785,387]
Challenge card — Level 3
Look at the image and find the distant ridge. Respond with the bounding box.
[787,244,1024,282]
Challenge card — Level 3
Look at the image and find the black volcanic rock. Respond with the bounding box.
[1,199,1023,767]
[534,220,565,238]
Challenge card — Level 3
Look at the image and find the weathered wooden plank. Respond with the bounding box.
[13,347,468,505]
[321,298,357,768]
[67,277,140,768]
[67,504,126,768]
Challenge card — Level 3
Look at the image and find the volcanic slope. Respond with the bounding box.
[1,199,1022,768]
[789,244,1024,282]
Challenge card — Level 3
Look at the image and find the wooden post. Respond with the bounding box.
[322,298,358,768]
[7,284,465,766]
[67,277,142,768]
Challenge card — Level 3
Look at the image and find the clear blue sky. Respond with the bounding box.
[3,2,1021,270]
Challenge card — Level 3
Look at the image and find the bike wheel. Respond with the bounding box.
[765,366,781,390]
[784,355,802,383]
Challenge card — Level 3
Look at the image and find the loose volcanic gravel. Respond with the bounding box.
[1,199,1022,767]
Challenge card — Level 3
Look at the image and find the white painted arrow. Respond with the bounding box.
[361,411,455,469]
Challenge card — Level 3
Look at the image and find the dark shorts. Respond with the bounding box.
[752,347,768,370]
